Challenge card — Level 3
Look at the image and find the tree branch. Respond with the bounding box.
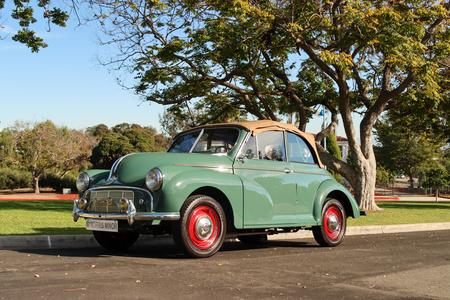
[315,111,338,143]
[295,39,338,83]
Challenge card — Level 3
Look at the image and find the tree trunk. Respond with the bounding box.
[408,174,415,189]
[354,155,380,211]
[34,176,40,194]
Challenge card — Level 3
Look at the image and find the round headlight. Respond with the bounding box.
[145,168,163,191]
[76,172,90,192]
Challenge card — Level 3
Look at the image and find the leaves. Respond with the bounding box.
[2,0,69,51]
[11,121,96,192]
[12,29,47,52]
[90,124,169,168]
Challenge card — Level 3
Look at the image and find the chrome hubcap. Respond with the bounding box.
[327,214,340,232]
[195,217,212,240]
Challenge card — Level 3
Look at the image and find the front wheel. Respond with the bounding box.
[312,199,346,247]
[174,195,226,258]
[93,230,139,252]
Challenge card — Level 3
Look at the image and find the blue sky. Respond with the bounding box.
[0,5,351,137]
[0,4,164,131]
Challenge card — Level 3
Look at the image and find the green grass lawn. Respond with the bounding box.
[349,201,450,226]
[0,201,88,235]
[0,201,449,235]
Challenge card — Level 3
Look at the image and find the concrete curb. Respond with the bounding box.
[1,222,450,250]
[269,222,450,240]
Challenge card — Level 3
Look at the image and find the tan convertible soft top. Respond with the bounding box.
[194,120,324,168]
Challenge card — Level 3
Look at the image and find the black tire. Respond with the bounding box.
[93,230,139,252]
[174,195,226,258]
[312,198,346,247]
[238,234,268,245]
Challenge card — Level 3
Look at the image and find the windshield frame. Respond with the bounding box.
[168,127,243,156]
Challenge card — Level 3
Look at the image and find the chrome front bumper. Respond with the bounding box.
[72,199,180,226]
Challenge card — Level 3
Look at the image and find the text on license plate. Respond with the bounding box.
[86,219,118,232]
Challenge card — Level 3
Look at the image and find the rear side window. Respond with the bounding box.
[287,132,315,164]
[257,131,286,161]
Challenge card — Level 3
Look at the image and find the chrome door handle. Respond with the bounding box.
[284,168,292,173]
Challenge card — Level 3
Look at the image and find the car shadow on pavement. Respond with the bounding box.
[15,238,318,259]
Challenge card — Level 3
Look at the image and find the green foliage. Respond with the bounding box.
[90,0,448,125]
[422,165,449,190]
[326,132,342,182]
[375,113,446,187]
[86,124,109,138]
[0,168,32,190]
[2,0,70,52]
[160,100,243,137]
[0,130,17,168]
[10,121,95,193]
[40,172,77,192]
[91,132,134,169]
[376,166,394,188]
[90,123,169,168]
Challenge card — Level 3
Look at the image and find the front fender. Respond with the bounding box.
[313,179,360,224]
[156,166,244,229]
[84,169,110,187]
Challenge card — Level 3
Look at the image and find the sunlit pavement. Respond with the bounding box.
[1,230,449,299]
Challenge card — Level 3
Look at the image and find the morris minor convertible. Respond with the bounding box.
[73,120,360,257]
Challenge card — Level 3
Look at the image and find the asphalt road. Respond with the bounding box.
[1,231,449,300]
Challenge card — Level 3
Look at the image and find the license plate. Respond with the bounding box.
[86,219,118,232]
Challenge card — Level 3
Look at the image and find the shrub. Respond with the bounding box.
[40,172,77,192]
[376,166,394,188]
[0,168,32,190]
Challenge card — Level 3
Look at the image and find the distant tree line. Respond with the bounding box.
[374,109,450,192]
[0,121,169,194]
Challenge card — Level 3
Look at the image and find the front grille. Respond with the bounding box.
[87,190,135,213]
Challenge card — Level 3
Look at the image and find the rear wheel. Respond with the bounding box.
[93,230,139,252]
[238,234,268,245]
[312,198,346,247]
[174,195,226,258]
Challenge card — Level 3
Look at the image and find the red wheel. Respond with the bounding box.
[174,195,226,258]
[187,205,221,250]
[323,204,344,241]
[313,199,346,246]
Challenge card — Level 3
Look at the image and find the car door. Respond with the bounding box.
[233,130,298,227]
[285,132,329,224]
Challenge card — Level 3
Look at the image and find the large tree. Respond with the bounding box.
[375,116,446,188]
[13,121,95,193]
[89,0,449,211]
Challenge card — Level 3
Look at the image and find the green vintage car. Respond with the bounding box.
[73,120,360,257]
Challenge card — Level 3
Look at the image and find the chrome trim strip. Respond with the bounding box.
[76,211,180,221]
[89,185,151,194]
[108,153,135,180]
[189,128,204,153]
[235,131,251,160]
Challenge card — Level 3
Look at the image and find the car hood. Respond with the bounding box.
[113,152,234,186]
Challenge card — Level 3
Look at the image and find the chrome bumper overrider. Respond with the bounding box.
[72,199,180,226]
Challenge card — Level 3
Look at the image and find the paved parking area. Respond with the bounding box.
[1,230,449,299]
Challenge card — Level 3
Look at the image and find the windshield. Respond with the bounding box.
[168,128,240,154]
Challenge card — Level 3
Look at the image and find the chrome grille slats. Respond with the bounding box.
[87,190,135,213]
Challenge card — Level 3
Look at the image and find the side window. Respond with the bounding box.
[287,132,315,164]
[240,135,258,159]
[257,131,286,161]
